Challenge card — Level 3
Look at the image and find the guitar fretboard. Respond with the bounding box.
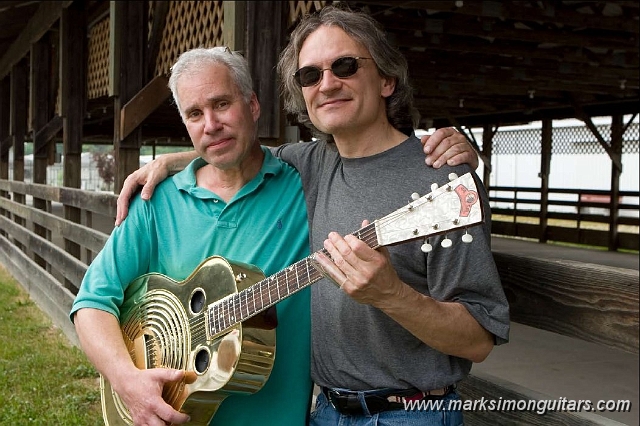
[206,222,380,336]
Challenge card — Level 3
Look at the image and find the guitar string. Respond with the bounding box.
[205,185,464,335]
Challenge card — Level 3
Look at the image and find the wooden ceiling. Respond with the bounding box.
[0,0,638,144]
[344,0,639,129]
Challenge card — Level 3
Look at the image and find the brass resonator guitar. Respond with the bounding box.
[101,172,484,425]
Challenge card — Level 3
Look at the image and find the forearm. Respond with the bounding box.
[378,282,494,363]
[160,150,199,174]
[74,308,138,390]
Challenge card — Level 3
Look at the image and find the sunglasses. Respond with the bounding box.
[293,56,372,87]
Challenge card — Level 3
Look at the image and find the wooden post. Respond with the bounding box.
[111,1,146,193]
[30,35,54,267]
[0,76,9,232]
[60,2,86,284]
[10,59,28,250]
[10,60,28,188]
[609,115,623,251]
[481,124,495,189]
[223,1,246,52]
[0,77,9,183]
[539,119,552,243]
[245,1,285,145]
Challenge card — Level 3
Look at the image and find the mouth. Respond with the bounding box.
[318,96,351,108]
[206,137,233,149]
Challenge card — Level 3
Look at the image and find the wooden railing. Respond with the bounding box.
[0,179,637,425]
[489,186,639,251]
[0,179,116,344]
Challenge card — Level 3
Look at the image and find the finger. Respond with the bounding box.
[420,134,431,152]
[115,178,141,226]
[429,143,461,168]
[153,369,191,424]
[445,151,476,168]
[423,128,456,163]
[426,129,466,167]
[312,251,348,287]
[140,176,159,200]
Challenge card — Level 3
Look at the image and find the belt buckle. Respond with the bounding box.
[327,390,361,415]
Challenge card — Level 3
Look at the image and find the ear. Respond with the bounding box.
[381,76,396,98]
[250,92,261,121]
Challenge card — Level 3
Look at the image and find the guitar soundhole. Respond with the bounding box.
[190,288,206,314]
[194,348,210,374]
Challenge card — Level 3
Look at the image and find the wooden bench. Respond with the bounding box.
[457,247,638,425]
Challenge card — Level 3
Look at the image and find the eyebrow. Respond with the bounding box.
[183,94,233,114]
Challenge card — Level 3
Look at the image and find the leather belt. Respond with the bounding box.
[321,385,455,415]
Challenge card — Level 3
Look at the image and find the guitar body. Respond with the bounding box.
[101,256,277,425]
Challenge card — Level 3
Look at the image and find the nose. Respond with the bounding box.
[203,110,223,133]
[318,68,342,91]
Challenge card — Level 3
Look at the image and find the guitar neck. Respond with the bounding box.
[206,222,380,335]
[205,172,483,337]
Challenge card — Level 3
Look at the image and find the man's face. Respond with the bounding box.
[177,63,260,170]
[297,25,394,138]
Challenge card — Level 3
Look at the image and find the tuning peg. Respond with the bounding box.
[448,173,459,181]
[411,192,420,201]
[420,240,433,253]
[462,231,473,243]
[441,236,452,248]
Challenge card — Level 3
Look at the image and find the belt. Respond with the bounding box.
[321,385,455,415]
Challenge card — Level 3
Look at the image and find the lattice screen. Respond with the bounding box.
[85,1,329,98]
[288,1,327,24]
[87,17,110,99]
[491,121,639,155]
[154,1,225,76]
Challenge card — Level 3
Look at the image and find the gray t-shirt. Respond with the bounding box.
[274,135,509,391]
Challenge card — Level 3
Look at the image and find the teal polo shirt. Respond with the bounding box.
[71,147,311,425]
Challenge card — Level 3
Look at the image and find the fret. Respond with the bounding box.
[291,264,299,293]
[242,287,249,321]
[276,270,282,301]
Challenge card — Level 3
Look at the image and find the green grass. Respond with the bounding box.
[0,265,103,425]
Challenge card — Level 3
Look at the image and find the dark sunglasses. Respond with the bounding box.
[293,56,372,87]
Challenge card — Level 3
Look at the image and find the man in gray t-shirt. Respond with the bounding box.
[276,6,509,425]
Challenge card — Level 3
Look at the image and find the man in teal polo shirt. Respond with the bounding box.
[70,47,312,425]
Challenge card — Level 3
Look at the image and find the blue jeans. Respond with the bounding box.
[310,391,464,426]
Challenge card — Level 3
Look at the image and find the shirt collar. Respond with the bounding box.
[173,146,282,194]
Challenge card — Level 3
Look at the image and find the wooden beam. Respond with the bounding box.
[494,252,638,355]
[576,112,623,172]
[33,115,63,156]
[0,1,73,79]
[119,75,170,140]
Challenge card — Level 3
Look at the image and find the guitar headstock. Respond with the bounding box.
[374,172,483,248]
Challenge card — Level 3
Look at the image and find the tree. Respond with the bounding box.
[92,151,115,191]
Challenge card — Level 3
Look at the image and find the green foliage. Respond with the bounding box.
[0,266,102,425]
